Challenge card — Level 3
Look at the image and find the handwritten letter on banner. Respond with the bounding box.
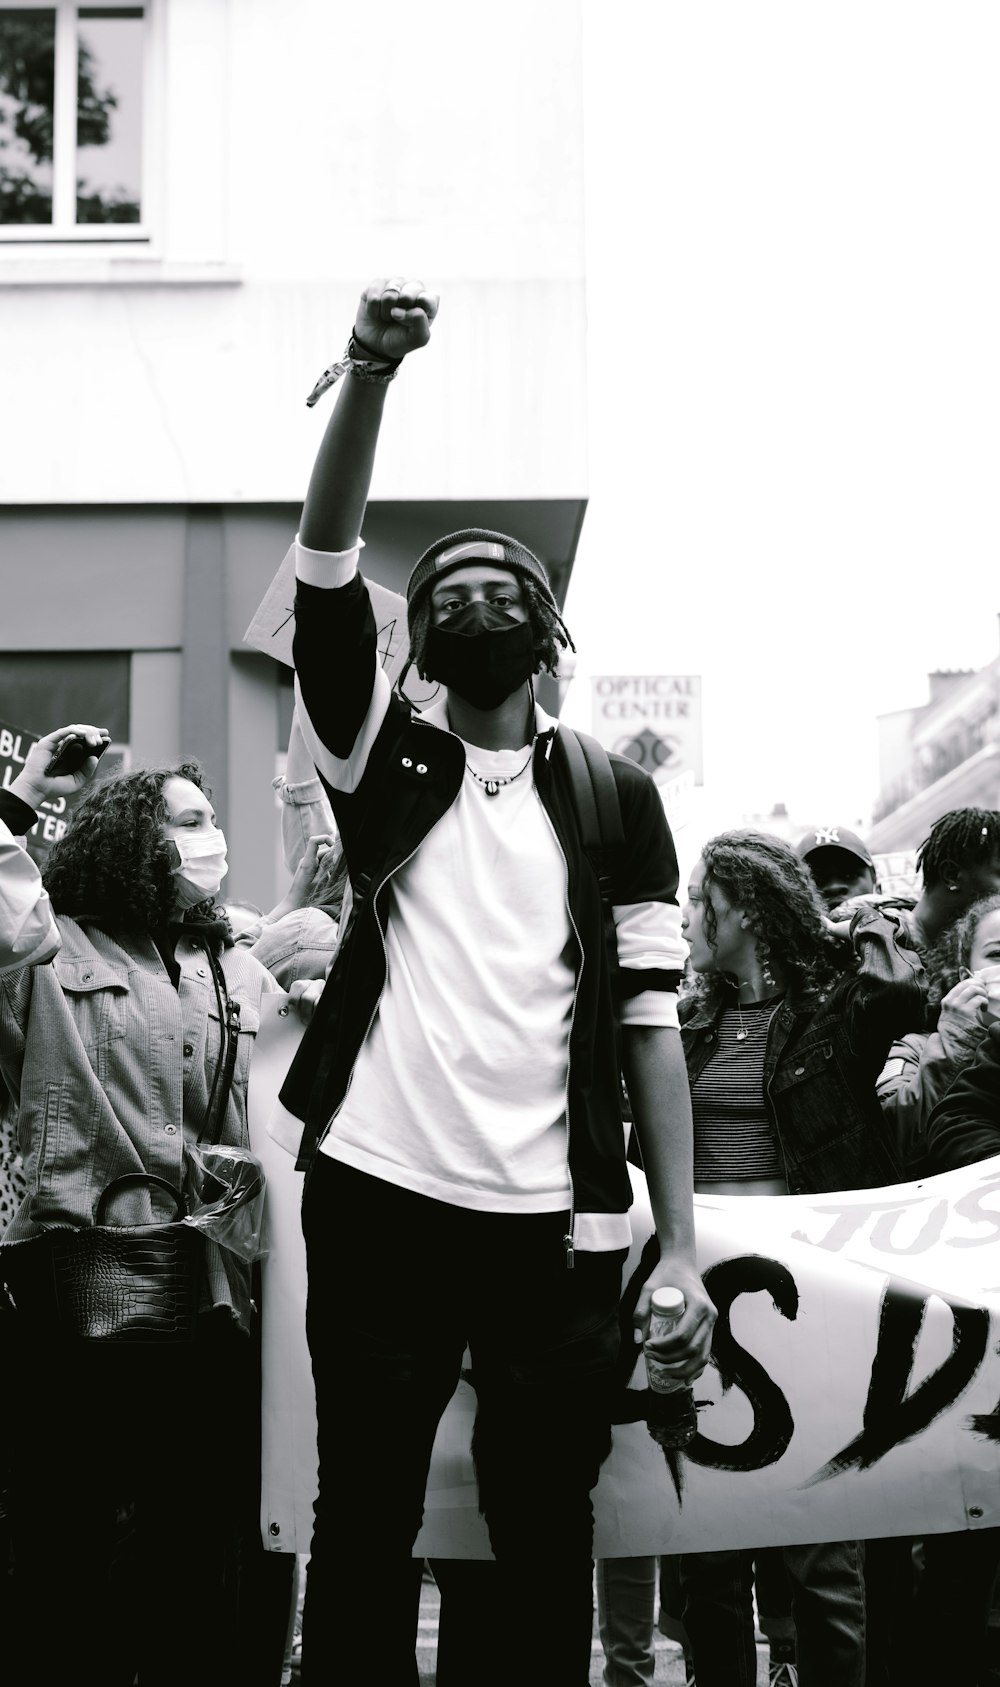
[249,998,1000,1557]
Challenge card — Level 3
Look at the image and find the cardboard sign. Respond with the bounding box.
[243,543,441,708]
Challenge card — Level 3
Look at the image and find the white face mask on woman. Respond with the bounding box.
[170,827,229,907]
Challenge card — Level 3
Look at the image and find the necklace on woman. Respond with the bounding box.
[465,747,533,798]
[734,991,784,1044]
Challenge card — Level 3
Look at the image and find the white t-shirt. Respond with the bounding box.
[321,732,577,1212]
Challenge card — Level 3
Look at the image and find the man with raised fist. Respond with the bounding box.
[273,278,715,1685]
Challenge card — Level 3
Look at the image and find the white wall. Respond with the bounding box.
[0,0,587,505]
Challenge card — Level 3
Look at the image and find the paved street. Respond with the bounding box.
[414,1571,771,1686]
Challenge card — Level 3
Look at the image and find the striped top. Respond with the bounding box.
[691,998,785,1182]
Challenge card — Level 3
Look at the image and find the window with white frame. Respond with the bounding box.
[0,2,151,239]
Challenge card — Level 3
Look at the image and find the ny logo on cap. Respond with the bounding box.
[814,826,841,845]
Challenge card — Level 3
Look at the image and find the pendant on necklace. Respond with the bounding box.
[735,1028,748,1042]
[484,779,501,797]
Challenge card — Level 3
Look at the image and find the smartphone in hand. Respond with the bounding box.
[44,732,111,778]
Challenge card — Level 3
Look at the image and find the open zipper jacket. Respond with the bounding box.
[272,559,686,1249]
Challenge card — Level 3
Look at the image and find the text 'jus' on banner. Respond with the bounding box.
[592,676,703,786]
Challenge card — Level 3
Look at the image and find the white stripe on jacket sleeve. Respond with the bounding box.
[613,899,688,974]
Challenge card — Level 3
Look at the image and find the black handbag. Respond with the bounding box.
[1,941,242,1343]
[1,1172,202,1342]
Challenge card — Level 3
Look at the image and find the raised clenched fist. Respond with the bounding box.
[354,277,439,362]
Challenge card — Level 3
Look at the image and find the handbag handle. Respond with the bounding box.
[95,1173,188,1226]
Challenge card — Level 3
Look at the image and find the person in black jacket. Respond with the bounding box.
[916,1021,1000,1687]
[274,277,716,1687]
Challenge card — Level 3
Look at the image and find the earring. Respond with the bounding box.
[758,942,776,988]
[948,883,959,892]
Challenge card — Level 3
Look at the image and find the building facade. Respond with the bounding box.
[868,638,1000,853]
[1,0,588,902]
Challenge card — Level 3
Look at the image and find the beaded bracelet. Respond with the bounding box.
[305,333,402,407]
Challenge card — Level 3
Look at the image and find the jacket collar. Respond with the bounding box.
[415,694,559,742]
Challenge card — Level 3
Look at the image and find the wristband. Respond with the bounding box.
[305,332,403,407]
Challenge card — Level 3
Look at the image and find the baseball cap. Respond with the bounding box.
[796,826,874,869]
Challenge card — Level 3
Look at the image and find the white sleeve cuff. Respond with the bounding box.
[620,990,680,1030]
[294,532,364,589]
[613,900,688,974]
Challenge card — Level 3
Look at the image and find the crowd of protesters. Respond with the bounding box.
[3,278,1000,1687]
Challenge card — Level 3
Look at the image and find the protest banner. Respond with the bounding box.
[249,998,1000,1558]
[243,542,440,708]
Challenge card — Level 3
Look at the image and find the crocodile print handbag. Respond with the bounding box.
[1,1173,202,1343]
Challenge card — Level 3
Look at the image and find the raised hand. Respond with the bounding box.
[354,277,439,362]
[11,724,111,809]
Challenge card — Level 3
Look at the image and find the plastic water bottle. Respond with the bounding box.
[644,1286,698,1450]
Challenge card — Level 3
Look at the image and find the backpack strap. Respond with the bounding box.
[560,728,627,1088]
[560,726,625,895]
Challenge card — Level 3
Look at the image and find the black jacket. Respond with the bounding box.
[680,907,926,1194]
[925,1021,1000,1170]
[278,567,685,1241]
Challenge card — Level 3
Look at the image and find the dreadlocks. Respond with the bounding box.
[684,829,853,1017]
[916,808,1000,888]
[409,574,574,684]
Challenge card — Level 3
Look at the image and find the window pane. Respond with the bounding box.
[0,9,56,225]
[76,7,143,224]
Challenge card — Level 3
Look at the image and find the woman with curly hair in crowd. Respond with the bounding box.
[679,830,926,1687]
[598,830,925,1687]
[0,724,282,1687]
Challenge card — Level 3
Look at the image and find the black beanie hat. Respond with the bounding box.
[405,527,559,637]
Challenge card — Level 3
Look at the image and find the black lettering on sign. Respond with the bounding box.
[968,1384,1000,1445]
[687,1255,798,1474]
[377,618,397,668]
[806,1281,990,1484]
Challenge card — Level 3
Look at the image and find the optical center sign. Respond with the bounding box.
[592,675,703,785]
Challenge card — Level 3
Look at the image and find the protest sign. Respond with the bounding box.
[874,849,921,900]
[0,718,123,865]
[243,542,441,708]
[248,998,1000,1558]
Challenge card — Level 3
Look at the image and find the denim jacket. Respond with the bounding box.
[681,907,927,1195]
[0,800,279,1328]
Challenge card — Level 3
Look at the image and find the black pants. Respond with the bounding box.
[912,1528,1000,1686]
[300,1157,625,1687]
[9,1312,256,1687]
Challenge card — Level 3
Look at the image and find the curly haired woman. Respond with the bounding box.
[599,831,926,1687]
[0,724,281,1687]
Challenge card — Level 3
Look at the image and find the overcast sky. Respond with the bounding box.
[561,2,1000,835]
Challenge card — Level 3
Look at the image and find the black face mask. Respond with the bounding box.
[423,601,537,710]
